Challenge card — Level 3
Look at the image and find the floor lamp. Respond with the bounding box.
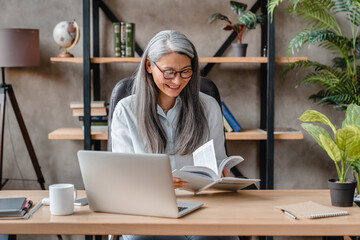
[0,29,45,190]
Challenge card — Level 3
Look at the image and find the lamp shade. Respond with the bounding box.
[0,29,40,67]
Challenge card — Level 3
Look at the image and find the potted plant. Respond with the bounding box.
[267,0,360,111]
[208,0,264,57]
[299,104,360,207]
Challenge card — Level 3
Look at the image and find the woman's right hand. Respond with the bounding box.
[173,178,187,189]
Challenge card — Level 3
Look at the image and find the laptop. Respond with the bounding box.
[77,150,203,218]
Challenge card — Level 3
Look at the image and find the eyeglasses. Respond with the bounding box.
[153,62,193,80]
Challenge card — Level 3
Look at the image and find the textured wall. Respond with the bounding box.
[0,0,352,225]
[0,0,349,191]
[0,1,352,240]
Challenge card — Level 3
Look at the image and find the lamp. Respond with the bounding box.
[0,29,45,190]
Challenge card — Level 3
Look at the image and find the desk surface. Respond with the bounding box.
[0,190,359,236]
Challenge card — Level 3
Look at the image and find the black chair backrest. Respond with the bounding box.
[107,76,222,151]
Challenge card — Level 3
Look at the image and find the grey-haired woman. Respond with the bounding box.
[111,30,238,240]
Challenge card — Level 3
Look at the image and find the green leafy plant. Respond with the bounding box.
[268,0,360,111]
[208,1,264,44]
[299,104,360,183]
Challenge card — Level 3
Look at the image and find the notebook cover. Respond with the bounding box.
[276,201,349,219]
[0,197,26,214]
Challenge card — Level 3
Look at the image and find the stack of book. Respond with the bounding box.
[70,101,108,131]
[0,197,33,219]
[221,101,242,133]
[113,22,135,57]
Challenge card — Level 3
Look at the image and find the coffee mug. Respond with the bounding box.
[49,183,77,215]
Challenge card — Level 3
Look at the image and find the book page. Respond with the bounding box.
[218,156,244,176]
[192,139,218,175]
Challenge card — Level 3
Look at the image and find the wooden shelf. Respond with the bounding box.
[50,57,307,64]
[48,127,303,141]
[226,128,304,140]
[48,128,108,140]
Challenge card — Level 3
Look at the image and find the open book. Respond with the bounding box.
[172,140,259,193]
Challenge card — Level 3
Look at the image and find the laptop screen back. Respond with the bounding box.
[77,150,180,218]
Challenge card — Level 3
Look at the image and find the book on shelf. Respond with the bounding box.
[223,116,233,132]
[78,115,108,122]
[70,101,105,109]
[172,139,259,194]
[113,22,135,57]
[113,22,121,57]
[82,125,108,132]
[0,197,33,218]
[275,201,349,219]
[125,22,135,57]
[72,107,107,117]
[120,22,126,57]
[221,101,242,132]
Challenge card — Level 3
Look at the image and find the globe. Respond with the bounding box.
[53,20,80,57]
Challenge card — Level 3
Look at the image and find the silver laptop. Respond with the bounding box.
[77,150,203,218]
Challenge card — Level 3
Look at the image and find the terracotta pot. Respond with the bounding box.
[328,179,357,207]
[232,43,248,57]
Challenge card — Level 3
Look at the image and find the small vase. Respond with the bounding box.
[328,179,357,207]
[232,43,248,57]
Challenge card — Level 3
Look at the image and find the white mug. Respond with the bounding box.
[49,183,77,215]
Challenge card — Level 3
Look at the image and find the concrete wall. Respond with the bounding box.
[0,0,348,190]
[0,0,352,238]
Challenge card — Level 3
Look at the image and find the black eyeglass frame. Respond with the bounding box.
[153,62,193,80]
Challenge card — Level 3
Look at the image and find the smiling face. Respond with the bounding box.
[146,52,192,110]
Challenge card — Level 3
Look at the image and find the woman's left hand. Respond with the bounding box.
[173,177,187,189]
[221,168,231,177]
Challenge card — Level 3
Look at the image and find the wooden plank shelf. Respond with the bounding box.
[48,127,303,141]
[50,57,308,64]
[48,128,108,140]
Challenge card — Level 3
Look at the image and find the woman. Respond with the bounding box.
[111,30,238,240]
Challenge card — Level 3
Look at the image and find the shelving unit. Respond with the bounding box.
[49,0,305,190]
[48,127,303,141]
[50,57,307,64]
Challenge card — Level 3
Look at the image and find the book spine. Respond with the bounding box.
[125,22,135,57]
[120,22,126,57]
[78,116,108,122]
[223,116,233,132]
[113,22,121,57]
[221,101,242,132]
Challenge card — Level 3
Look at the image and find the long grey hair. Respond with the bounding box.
[132,30,208,155]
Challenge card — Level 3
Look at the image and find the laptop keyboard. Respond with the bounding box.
[178,206,188,212]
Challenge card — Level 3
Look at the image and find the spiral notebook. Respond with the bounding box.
[275,201,349,219]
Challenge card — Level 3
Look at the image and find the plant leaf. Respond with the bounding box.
[230,1,247,15]
[222,25,234,31]
[208,13,230,24]
[299,110,337,133]
[237,11,260,30]
[351,158,360,173]
[268,0,285,21]
[342,104,360,127]
[320,134,342,162]
[301,123,333,150]
[335,125,360,151]
[349,145,360,161]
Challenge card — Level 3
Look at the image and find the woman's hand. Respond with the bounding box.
[173,178,187,189]
[221,168,231,177]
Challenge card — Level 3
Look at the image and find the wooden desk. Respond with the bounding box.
[0,190,359,236]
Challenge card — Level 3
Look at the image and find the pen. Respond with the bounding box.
[281,209,298,220]
[24,201,42,220]
[22,200,33,214]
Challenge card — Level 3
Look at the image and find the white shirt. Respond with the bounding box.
[111,92,227,170]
